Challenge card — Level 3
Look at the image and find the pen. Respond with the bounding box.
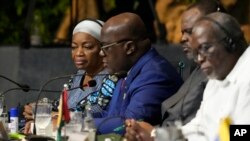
[113,125,126,132]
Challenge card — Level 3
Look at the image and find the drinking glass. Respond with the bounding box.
[64,111,86,141]
[34,102,52,135]
[65,112,83,133]
[0,96,4,116]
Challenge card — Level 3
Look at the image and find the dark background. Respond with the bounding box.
[0,46,76,110]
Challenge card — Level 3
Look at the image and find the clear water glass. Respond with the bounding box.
[64,112,83,133]
[0,96,4,116]
[35,102,52,135]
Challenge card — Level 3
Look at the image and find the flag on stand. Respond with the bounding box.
[56,85,71,141]
[218,117,231,141]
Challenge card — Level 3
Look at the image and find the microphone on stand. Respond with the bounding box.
[75,71,128,112]
[51,71,128,114]
[0,75,31,117]
[67,80,97,91]
[32,73,97,134]
[81,71,127,101]
[32,71,127,134]
[0,76,96,96]
[82,80,97,87]
[32,73,79,135]
[52,80,97,112]
[0,75,30,92]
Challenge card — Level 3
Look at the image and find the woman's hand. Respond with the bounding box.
[23,120,33,134]
[23,103,34,120]
[22,103,34,134]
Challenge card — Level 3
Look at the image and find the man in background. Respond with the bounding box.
[126,11,250,141]
[182,11,249,141]
[161,0,226,125]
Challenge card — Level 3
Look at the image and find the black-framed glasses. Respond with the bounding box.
[192,37,226,61]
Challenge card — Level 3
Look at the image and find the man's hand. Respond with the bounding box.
[23,120,33,134]
[23,104,34,120]
[124,119,154,141]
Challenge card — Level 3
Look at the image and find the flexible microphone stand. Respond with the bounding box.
[33,74,74,134]
[0,75,30,115]
[0,75,30,92]
[32,73,91,134]
[32,72,125,134]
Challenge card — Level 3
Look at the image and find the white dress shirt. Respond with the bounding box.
[182,46,250,141]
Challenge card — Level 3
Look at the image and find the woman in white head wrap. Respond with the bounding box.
[69,19,122,114]
[23,19,121,134]
[68,19,108,110]
[23,19,108,134]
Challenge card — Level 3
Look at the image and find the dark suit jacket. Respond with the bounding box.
[94,48,183,134]
[161,67,207,125]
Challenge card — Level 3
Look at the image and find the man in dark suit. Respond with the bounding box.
[94,12,183,134]
[161,0,226,125]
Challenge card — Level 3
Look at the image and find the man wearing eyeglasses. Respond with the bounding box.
[93,12,183,134]
[180,12,250,141]
[125,11,250,141]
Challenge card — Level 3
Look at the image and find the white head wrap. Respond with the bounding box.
[72,19,104,41]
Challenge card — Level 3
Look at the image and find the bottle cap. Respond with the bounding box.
[10,108,18,117]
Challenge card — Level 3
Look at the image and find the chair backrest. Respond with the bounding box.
[154,43,197,81]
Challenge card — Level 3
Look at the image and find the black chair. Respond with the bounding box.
[154,43,196,81]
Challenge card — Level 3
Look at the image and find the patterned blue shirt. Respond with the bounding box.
[67,69,108,110]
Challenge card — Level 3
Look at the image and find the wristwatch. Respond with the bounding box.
[150,128,156,137]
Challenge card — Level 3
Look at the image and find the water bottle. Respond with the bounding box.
[9,108,19,133]
[81,104,96,141]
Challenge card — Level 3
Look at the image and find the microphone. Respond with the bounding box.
[85,80,97,87]
[32,73,96,134]
[32,73,78,134]
[75,71,127,110]
[0,75,30,92]
[52,80,97,112]
[32,71,126,134]
[67,79,97,91]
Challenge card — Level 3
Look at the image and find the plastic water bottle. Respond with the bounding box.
[81,104,96,141]
[9,108,19,133]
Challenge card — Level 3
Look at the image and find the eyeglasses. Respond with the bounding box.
[101,39,131,49]
[192,37,226,61]
[100,39,132,55]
